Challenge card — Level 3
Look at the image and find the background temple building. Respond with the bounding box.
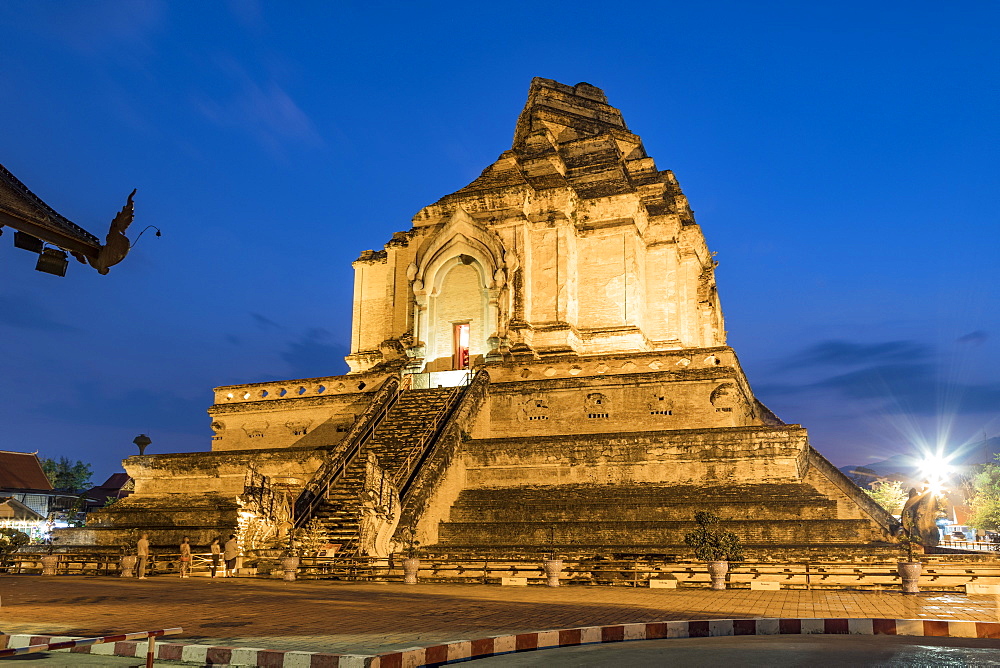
[68,78,897,560]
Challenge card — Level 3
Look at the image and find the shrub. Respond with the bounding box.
[683,511,744,562]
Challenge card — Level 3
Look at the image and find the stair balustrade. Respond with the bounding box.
[293,375,402,529]
[242,465,281,525]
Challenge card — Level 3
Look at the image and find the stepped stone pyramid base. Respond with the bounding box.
[55,446,331,550]
[436,482,890,558]
[397,356,897,560]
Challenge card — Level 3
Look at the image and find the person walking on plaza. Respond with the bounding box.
[223,534,238,578]
[209,537,221,578]
[179,536,191,578]
[136,533,149,580]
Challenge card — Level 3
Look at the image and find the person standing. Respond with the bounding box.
[136,533,149,580]
[223,534,238,578]
[179,536,191,578]
[209,538,221,578]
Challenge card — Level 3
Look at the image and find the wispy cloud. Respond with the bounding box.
[250,312,281,330]
[782,339,930,369]
[957,330,989,346]
[194,59,323,154]
[225,0,265,31]
[36,382,207,434]
[759,338,1000,416]
[43,0,166,58]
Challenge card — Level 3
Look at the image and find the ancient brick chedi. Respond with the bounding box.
[73,78,896,559]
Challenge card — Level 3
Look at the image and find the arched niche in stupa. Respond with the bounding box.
[411,208,507,375]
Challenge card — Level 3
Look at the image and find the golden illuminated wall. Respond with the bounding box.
[346,78,726,374]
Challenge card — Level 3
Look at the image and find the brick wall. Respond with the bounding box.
[463,426,810,487]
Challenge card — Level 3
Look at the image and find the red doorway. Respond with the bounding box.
[453,323,470,369]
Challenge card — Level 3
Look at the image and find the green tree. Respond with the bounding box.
[863,479,908,514]
[0,528,30,564]
[293,517,330,556]
[969,456,1000,532]
[683,511,744,562]
[40,457,93,491]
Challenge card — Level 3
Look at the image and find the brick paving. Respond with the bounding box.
[1,576,999,655]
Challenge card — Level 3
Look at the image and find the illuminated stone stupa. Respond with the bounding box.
[76,78,896,559]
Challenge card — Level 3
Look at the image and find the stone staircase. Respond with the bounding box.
[369,387,455,482]
[305,387,459,550]
[309,458,367,545]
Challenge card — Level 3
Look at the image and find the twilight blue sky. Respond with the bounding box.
[1,1,997,482]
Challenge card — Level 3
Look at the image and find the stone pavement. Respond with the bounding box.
[1,575,999,655]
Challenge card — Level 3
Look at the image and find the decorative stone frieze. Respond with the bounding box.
[241,421,268,438]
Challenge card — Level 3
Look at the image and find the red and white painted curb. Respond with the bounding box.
[4,618,999,667]
[0,634,349,667]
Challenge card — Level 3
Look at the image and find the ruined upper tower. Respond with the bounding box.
[347,78,724,378]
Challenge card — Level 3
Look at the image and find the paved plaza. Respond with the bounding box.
[2,576,1000,656]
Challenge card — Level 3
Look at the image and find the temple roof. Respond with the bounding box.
[0,451,53,491]
[0,497,45,521]
[0,162,137,275]
[0,163,102,259]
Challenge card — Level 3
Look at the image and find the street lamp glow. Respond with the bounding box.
[915,451,956,501]
[918,454,953,481]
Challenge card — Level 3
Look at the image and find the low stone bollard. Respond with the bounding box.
[40,554,59,576]
[543,559,563,587]
[967,583,1000,595]
[649,579,678,589]
[281,556,300,582]
[402,558,420,584]
[897,562,921,594]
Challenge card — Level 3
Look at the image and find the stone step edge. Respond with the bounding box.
[4,618,999,667]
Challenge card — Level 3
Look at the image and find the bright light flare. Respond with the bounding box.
[918,454,954,481]
[925,480,947,498]
[915,450,956,500]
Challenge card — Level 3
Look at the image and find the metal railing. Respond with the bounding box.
[293,375,402,528]
[9,550,1000,592]
[279,556,1000,591]
[289,371,477,554]
[0,627,182,667]
[5,552,220,576]
[940,538,1000,552]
